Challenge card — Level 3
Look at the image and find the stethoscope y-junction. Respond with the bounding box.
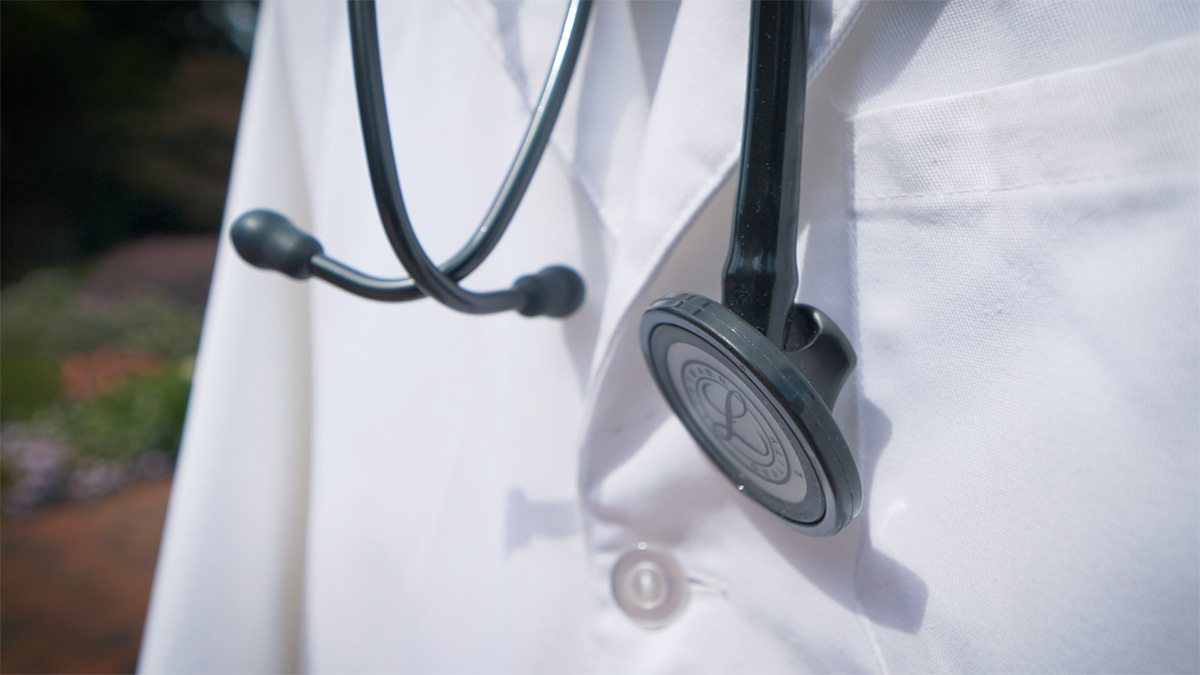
[231,0,861,535]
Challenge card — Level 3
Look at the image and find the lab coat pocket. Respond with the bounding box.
[848,37,1199,672]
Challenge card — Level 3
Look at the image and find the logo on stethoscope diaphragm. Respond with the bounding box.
[666,342,807,502]
[678,358,791,484]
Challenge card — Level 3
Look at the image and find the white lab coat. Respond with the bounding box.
[140,1,1200,672]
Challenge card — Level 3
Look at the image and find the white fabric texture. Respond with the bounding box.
[140,1,1200,673]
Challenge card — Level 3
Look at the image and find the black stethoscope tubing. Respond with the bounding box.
[231,0,861,535]
[232,0,592,317]
[725,0,809,348]
[326,0,592,311]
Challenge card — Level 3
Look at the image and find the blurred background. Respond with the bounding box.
[1,2,257,672]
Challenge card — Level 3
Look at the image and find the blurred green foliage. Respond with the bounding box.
[52,363,193,463]
[1,270,201,511]
[1,270,202,422]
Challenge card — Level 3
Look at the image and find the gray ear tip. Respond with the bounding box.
[515,265,586,318]
[230,210,323,280]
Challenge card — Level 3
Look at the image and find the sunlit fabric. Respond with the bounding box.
[141,1,1199,672]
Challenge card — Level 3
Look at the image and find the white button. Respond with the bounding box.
[611,544,688,628]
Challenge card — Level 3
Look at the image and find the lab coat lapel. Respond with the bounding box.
[455,0,652,232]
[451,0,868,390]
[585,0,748,387]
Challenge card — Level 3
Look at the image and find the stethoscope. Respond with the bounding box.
[231,0,861,535]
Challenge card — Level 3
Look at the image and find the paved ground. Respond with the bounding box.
[1,480,172,674]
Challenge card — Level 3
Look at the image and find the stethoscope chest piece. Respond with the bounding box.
[641,293,862,535]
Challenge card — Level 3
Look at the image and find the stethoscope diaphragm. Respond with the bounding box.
[642,293,861,535]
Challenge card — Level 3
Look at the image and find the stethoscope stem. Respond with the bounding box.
[306,250,584,318]
[722,0,810,348]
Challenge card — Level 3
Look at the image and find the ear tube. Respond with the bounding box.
[230,210,585,318]
[228,0,593,319]
[230,210,322,280]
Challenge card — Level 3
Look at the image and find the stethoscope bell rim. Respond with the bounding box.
[641,292,862,536]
